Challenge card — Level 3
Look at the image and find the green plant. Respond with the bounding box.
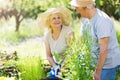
[0,60,18,78]
[96,0,120,20]
[116,68,120,80]
[116,31,120,47]
[64,37,95,80]
[17,56,45,80]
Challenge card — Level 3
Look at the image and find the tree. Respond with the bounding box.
[0,0,71,32]
[95,0,120,20]
[11,0,45,32]
[0,0,44,32]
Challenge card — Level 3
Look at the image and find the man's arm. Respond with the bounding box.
[94,37,109,80]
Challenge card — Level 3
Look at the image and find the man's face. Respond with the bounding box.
[75,7,88,18]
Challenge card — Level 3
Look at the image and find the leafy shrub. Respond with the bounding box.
[17,56,45,80]
[63,37,95,80]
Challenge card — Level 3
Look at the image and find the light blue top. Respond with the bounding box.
[81,9,120,69]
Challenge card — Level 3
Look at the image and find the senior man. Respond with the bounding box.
[70,0,120,80]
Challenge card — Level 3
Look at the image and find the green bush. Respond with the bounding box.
[116,31,120,46]
[17,56,45,80]
[95,0,120,20]
[64,36,95,79]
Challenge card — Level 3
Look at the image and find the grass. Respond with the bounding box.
[16,37,47,59]
[0,18,47,79]
[0,17,46,57]
[16,56,45,80]
[0,18,43,43]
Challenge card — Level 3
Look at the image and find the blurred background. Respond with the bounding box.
[0,0,119,58]
[0,0,120,80]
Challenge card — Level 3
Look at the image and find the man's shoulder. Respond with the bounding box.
[97,9,111,20]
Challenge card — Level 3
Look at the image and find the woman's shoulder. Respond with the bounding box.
[62,25,74,39]
[62,25,73,32]
[62,25,74,40]
[43,30,51,40]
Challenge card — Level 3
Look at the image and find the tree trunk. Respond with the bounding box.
[15,16,20,32]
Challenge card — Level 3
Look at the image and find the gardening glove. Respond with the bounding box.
[49,68,56,78]
[54,64,60,76]
[49,64,61,79]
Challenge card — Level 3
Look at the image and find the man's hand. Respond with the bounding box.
[93,70,101,80]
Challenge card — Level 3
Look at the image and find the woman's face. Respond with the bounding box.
[50,13,62,28]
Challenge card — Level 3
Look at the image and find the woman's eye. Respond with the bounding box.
[58,17,61,19]
[52,17,56,20]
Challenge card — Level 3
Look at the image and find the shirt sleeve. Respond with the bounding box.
[43,31,50,43]
[96,19,113,39]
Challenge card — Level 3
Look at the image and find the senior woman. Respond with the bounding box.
[38,7,74,79]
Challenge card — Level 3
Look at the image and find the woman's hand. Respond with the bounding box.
[49,63,61,78]
[54,65,61,75]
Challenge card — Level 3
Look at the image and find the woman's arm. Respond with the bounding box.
[44,35,57,68]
